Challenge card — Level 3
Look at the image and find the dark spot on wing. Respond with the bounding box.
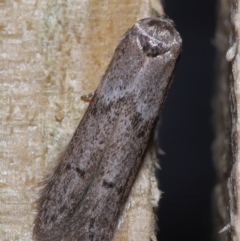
[89,233,94,241]
[44,215,49,225]
[117,186,123,194]
[89,218,95,228]
[102,179,115,188]
[59,204,66,214]
[137,130,145,138]
[76,167,85,177]
[90,106,97,116]
[130,112,142,129]
[65,164,85,177]
[66,164,71,170]
[50,214,56,222]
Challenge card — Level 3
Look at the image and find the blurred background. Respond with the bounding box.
[157,0,217,240]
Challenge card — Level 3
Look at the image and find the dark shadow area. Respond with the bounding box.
[157,1,217,241]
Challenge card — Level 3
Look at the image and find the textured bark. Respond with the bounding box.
[213,0,240,240]
[213,0,231,240]
[0,0,162,240]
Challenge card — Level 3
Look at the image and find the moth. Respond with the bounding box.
[33,14,182,241]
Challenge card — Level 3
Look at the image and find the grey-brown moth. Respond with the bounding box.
[33,14,182,241]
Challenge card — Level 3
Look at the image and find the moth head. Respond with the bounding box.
[134,15,182,58]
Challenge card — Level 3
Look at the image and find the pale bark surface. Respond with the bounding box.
[0,0,162,240]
